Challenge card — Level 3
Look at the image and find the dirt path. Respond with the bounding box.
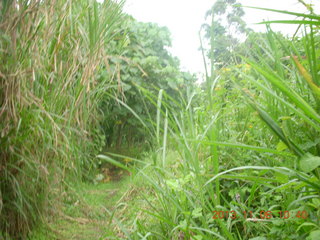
[31,171,134,240]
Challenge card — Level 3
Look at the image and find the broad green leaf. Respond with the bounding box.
[297,222,319,233]
[178,219,188,231]
[165,179,181,191]
[308,231,320,240]
[312,198,320,207]
[276,141,288,151]
[193,235,203,240]
[274,171,289,183]
[192,208,203,218]
[299,153,320,173]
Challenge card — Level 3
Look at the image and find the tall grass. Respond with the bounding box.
[0,0,124,238]
[121,4,320,240]
[232,9,320,169]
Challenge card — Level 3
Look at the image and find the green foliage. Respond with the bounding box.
[100,17,196,149]
[201,0,250,69]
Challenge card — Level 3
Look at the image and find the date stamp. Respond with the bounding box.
[212,210,309,220]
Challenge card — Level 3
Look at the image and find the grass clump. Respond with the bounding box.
[0,0,124,238]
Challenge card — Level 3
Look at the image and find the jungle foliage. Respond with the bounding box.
[100,17,195,149]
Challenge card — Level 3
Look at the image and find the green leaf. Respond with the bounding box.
[193,236,203,240]
[260,20,320,26]
[244,6,320,21]
[192,208,203,218]
[250,103,304,157]
[165,179,181,191]
[312,198,320,207]
[276,141,288,151]
[249,237,267,240]
[178,219,188,231]
[299,153,320,173]
[97,154,130,171]
[274,171,289,183]
[308,231,320,240]
[168,80,178,90]
[297,222,319,232]
[272,219,285,226]
[122,83,132,92]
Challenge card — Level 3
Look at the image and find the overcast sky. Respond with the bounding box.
[123,0,320,74]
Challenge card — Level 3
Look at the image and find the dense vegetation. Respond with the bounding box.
[1,0,320,239]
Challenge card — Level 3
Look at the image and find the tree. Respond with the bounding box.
[100,16,196,149]
[201,0,250,70]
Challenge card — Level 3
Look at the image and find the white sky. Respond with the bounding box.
[123,0,320,75]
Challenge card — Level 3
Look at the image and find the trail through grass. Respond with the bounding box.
[30,171,138,240]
